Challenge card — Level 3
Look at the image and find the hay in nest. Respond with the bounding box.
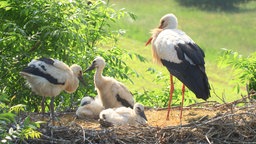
[26,93,256,144]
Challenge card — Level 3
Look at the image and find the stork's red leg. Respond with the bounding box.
[180,84,185,122]
[50,97,55,126]
[166,75,174,120]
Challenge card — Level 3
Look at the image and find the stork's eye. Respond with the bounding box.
[161,20,165,25]
[81,101,90,106]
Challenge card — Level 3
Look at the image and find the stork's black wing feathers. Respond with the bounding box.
[175,43,205,65]
[38,57,55,65]
[116,94,133,108]
[21,65,65,85]
[161,59,210,100]
[165,43,210,100]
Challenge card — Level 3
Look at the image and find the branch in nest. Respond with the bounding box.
[211,84,227,103]
[29,40,41,52]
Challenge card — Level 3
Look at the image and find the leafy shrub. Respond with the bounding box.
[218,48,256,96]
[0,94,42,143]
[135,68,196,108]
[0,0,140,112]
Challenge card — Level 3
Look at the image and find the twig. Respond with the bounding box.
[70,121,86,142]
[29,40,41,52]
[41,134,71,143]
[204,113,255,125]
[211,85,226,103]
[205,135,212,144]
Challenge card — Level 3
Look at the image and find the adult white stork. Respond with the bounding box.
[145,13,210,121]
[20,57,85,125]
[99,103,147,127]
[85,56,135,109]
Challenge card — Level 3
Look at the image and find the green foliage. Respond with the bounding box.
[15,117,42,141]
[175,0,249,11]
[134,68,196,108]
[0,0,140,111]
[218,48,256,94]
[9,104,26,113]
[1,117,42,143]
[112,0,256,104]
[134,71,171,108]
[0,95,42,143]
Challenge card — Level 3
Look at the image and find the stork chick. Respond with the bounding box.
[99,103,147,127]
[20,57,85,125]
[76,95,104,119]
[85,56,135,109]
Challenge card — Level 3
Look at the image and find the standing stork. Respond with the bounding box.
[145,13,210,121]
[20,57,85,125]
[85,56,135,109]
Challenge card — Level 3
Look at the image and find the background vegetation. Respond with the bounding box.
[111,0,256,104]
[0,0,255,141]
[175,0,249,11]
[0,0,140,112]
[0,0,139,142]
[218,49,256,95]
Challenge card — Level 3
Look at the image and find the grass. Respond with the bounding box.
[108,0,256,105]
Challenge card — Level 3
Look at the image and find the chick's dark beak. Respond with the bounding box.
[139,111,148,121]
[78,74,86,86]
[85,63,96,72]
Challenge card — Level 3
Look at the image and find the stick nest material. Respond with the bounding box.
[27,93,256,144]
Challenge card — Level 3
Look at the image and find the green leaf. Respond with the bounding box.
[0,113,16,123]
[9,104,26,113]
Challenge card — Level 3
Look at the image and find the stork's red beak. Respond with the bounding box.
[145,37,153,46]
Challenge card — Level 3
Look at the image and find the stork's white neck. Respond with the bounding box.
[94,67,104,85]
[64,71,79,93]
[167,21,177,29]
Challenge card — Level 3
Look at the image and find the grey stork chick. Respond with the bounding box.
[85,56,135,109]
[146,13,210,121]
[20,57,85,125]
[99,103,147,127]
[76,95,104,119]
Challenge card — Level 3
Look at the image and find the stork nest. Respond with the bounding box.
[27,93,256,144]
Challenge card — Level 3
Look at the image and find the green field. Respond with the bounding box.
[108,0,256,105]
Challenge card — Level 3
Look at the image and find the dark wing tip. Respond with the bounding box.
[116,94,133,108]
[161,59,210,101]
[38,57,54,65]
[21,65,36,74]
